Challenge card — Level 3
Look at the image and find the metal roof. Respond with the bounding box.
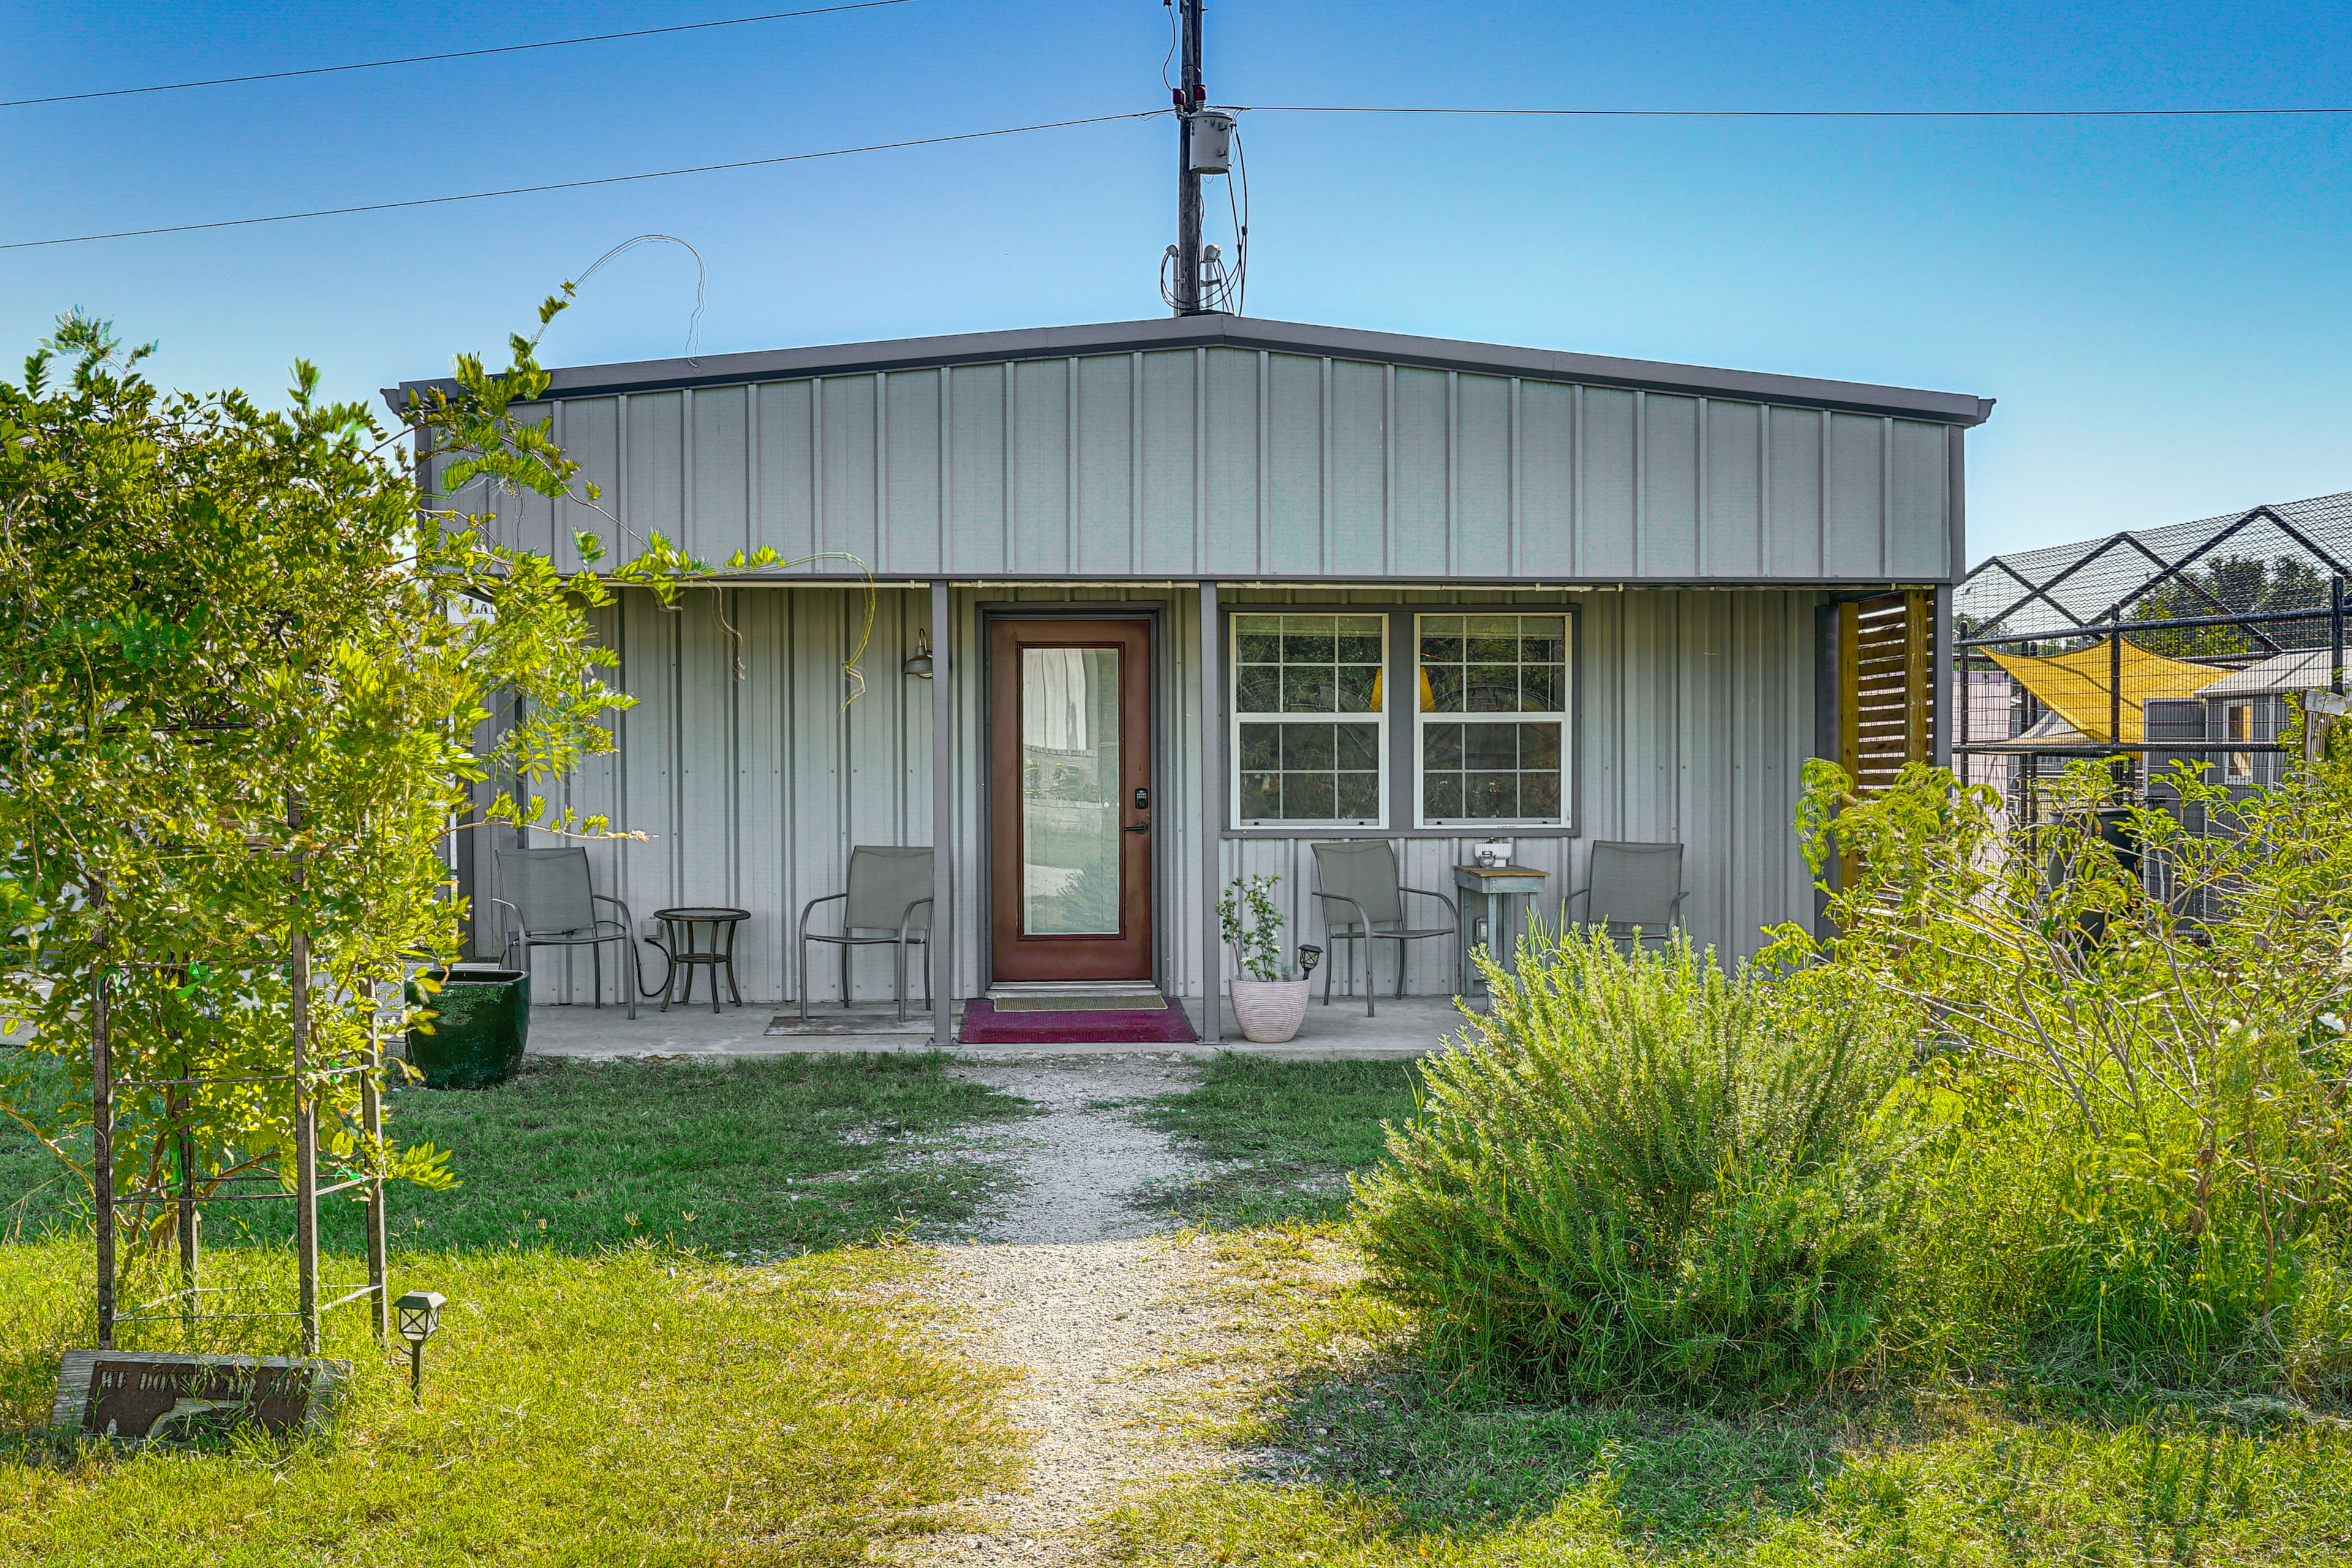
[386,314,1994,427]
[2196,650,2338,699]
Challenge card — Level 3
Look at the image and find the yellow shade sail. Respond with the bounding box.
[1985,636,2216,743]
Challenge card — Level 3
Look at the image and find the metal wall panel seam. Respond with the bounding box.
[666,592,684,912]
[611,603,630,972]
[1632,390,1646,579]
[551,399,567,565]
[930,579,954,1045]
[875,372,889,576]
[1256,351,1271,576]
[1446,371,1459,578]
[1191,348,1207,575]
[727,586,742,912]
[616,394,630,553]
[1571,384,1585,578]
[1383,364,1398,578]
[1880,417,1894,581]
[810,378,825,564]
[682,388,696,562]
[1755,399,1771,576]
[1065,358,1079,577]
[1695,398,1711,578]
[1945,424,1966,580]
[1198,581,1223,1036]
[1509,378,1523,579]
[1002,363,1016,576]
[747,383,761,562]
[1815,409,1830,579]
[938,371,952,576]
[1320,357,1333,577]
[1130,352,1144,576]
[778,591,799,1000]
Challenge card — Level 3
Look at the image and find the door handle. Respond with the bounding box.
[1123,821,1151,834]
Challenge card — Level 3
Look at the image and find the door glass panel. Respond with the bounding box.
[1021,647,1122,935]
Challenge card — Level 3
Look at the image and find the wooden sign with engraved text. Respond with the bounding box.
[52,1351,348,1441]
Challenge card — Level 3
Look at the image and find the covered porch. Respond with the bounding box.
[464,578,1830,1052]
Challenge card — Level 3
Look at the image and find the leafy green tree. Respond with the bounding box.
[1777,755,2352,1385]
[2127,552,2330,656]
[0,301,763,1262]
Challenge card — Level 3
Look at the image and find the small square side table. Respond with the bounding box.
[1451,864,1548,1001]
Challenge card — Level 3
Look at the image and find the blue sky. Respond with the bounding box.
[4,0,2346,562]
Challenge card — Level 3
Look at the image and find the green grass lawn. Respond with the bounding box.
[0,1235,1014,1566]
[1132,1054,1423,1226]
[0,1049,1037,1564]
[4,1052,1031,1256]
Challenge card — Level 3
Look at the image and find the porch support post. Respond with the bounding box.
[1197,581,1223,1045]
[930,579,955,1050]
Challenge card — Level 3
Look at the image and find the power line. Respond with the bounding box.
[0,111,1166,251]
[0,1,916,110]
[1235,102,2352,119]
[12,95,2343,254]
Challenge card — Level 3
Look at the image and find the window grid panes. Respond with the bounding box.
[1231,613,1387,826]
[1415,613,1569,827]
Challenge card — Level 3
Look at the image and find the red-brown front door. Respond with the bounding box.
[989,619,1154,982]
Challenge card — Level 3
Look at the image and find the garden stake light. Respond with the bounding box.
[395,1289,446,1404]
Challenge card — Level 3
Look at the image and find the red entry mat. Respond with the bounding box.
[957,995,1199,1046]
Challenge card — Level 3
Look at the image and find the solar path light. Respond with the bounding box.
[394,1289,446,1404]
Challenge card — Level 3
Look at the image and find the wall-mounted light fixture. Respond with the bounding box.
[902,628,935,679]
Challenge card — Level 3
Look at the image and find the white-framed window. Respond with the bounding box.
[1231,613,1387,827]
[1415,612,1569,827]
[2226,701,2255,781]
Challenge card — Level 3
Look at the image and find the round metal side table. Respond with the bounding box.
[648,907,751,1014]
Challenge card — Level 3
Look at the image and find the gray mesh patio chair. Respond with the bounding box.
[796,846,934,1023]
[1310,840,1459,1017]
[1564,840,1689,951]
[491,846,641,1018]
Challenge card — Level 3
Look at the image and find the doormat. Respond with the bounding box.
[992,994,1166,1012]
[958,996,1197,1045]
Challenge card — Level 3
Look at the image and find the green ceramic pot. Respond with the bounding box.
[405,968,531,1089]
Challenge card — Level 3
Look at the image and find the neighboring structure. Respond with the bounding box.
[1953,489,2352,803]
[2186,651,2335,789]
[393,314,1992,1042]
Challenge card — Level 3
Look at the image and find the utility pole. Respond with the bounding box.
[1172,0,1205,315]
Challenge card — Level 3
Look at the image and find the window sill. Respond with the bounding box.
[1221,825,1580,840]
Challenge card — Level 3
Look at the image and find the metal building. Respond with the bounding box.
[392,314,1993,1044]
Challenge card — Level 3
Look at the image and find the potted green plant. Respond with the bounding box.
[405,966,532,1089]
[1220,874,1313,1044]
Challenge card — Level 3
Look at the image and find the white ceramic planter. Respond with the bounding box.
[1228,977,1313,1044]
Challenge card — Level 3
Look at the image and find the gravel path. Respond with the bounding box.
[905,1054,1226,1565]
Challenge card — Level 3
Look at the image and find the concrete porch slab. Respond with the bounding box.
[521,994,1479,1061]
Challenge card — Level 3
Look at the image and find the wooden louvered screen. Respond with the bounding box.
[1836,591,1933,889]
[1838,592,1934,794]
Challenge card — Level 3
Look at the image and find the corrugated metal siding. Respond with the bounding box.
[497,585,1819,1006]
[474,348,1951,584]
